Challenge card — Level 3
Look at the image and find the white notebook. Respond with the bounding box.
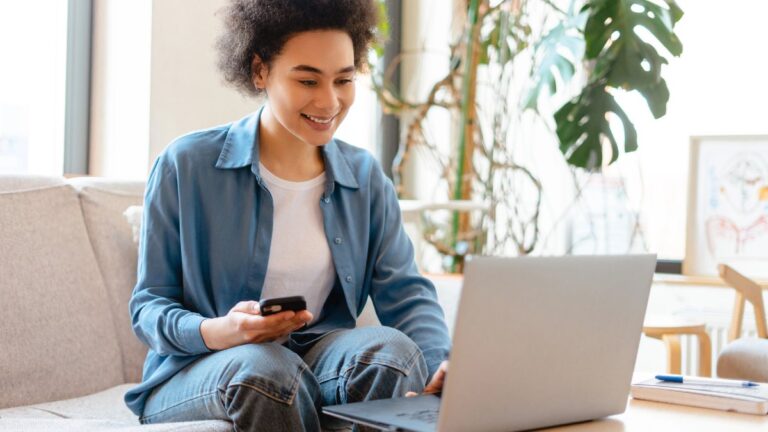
[631,378,768,415]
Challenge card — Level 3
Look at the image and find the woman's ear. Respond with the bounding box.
[251,55,267,90]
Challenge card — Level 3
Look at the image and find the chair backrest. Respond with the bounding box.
[719,264,768,342]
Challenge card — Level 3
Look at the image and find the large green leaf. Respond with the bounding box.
[584,0,683,117]
[555,84,637,170]
[554,0,682,169]
[522,10,585,111]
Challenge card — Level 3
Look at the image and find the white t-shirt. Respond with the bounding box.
[258,162,336,327]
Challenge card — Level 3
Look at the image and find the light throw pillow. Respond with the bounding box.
[123,205,143,245]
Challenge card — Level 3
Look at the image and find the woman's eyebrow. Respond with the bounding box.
[290,65,355,74]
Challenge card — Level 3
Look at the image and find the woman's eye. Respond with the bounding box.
[337,78,354,85]
[299,80,317,87]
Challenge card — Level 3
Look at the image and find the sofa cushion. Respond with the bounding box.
[68,178,147,383]
[0,383,228,431]
[0,175,65,192]
[0,383,231,431]
[0,384,138,422]
[0,184,124,408]
[67,178,145,197]
[717,338,768,382]
[0,419,230,432]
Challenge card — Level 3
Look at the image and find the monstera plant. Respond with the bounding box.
[372,0,683,271]
[553,0,683,168]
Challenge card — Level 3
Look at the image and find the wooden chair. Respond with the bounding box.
[716,264,768,381]
[643,317,712,377]
[720,264,768,342]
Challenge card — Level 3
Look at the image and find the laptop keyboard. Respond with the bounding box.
[395,408,440,424]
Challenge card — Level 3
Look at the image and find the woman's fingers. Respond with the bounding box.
[231,306,314,344]
[263,312,311,339]
[406,361,449,398]
[262,310,296,325]
[251,321,302,343]
[423,361,449,394]
[260,310,312,328]
[296,310,313,323]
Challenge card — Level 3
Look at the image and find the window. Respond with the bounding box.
[0,1,69,175]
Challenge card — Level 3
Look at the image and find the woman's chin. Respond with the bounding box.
[298,128,337,146]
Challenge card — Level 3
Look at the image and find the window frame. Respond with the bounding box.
[377,0,401,180]
[63,0,93,175]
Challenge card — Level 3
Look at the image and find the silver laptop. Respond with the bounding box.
[323,254,656,431]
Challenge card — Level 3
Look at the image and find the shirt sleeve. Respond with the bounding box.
[128,155,212,357]
[367,168,451,381]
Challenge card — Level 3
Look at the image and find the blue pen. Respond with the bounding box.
[655,374,759,388]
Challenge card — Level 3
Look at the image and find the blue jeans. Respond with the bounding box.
[139,326,429,431]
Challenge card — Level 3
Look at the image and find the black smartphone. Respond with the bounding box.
[259,295,307,316]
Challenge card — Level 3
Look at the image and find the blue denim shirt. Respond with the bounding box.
[124,109,451,415]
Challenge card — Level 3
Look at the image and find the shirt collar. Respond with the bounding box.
[215,107,359,191]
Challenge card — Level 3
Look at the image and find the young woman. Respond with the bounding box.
[124,1,450,430]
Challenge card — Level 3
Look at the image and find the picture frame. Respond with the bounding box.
[684,135,768,278]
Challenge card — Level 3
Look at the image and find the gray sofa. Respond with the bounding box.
[0,175,461,431]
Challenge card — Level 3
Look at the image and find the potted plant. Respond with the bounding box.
[371,0,683,271]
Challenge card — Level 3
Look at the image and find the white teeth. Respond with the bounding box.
[303,114,334,124]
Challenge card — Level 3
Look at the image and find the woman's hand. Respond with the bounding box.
[406,360,448,397]
[200,300,313,351]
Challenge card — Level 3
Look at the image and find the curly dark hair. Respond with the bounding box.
[216,0,380,97]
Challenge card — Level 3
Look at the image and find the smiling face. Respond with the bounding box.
[254,30,356,148]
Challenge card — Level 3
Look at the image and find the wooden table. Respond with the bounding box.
[541,397,768,431]
[541,373,768,432]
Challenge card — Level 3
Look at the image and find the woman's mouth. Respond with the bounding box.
[300,112,338,131]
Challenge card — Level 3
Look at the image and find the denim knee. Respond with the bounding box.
[341,327,428,402]
[219,343,316,405]
[221,343,323,431]
[140,342,323,430]
[351,327,425,371]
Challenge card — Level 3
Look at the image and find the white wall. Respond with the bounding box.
[612,0,768,260]
[90,0,377,178]
[148,0,258,166]
[90,0,255,178]
[89,0,152,179]
[149,0,377,163]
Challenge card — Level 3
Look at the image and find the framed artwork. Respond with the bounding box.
[684,135,768,278]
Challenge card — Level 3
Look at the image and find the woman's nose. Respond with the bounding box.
[314,83,339,111]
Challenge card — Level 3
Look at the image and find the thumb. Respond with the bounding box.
[231,300,261,315]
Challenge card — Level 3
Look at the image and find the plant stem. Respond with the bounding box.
[451,0,482,272]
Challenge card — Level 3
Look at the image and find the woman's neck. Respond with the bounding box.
[258,106,325,181]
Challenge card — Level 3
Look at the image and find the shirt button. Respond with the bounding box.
[345,275,353,283]
[334,237,342,244]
